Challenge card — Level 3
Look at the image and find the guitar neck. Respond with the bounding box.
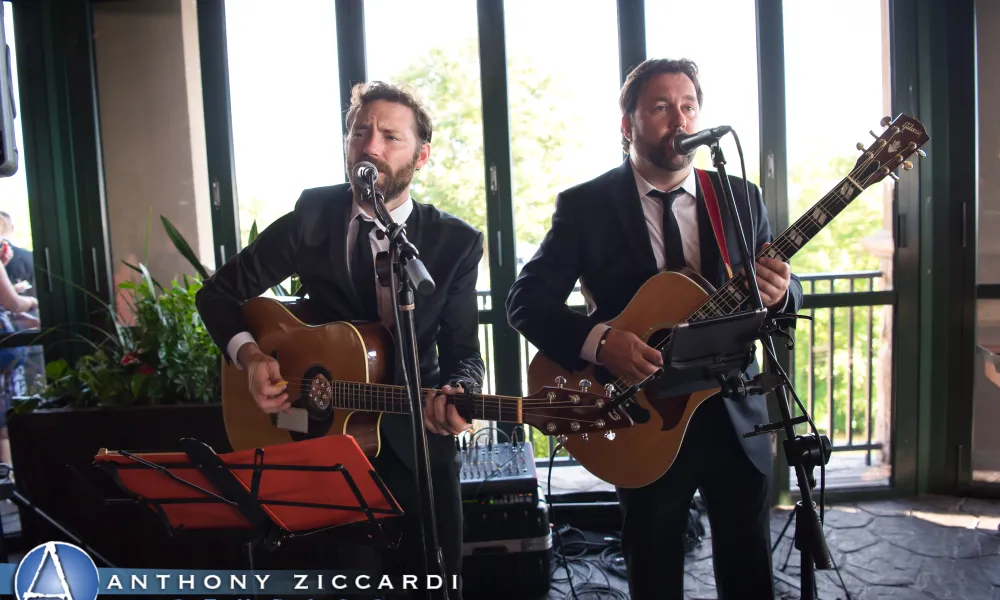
[689,175,866,322]
[330,380,523,423]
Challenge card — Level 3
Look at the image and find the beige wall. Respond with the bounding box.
[92,0,213,321]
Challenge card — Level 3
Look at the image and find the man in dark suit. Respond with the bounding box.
[195,81,484,598]
[506,58,804,599]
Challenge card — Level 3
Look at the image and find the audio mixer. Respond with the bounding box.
[457,438,538,505]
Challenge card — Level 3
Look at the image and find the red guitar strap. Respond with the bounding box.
[695,168,734,280]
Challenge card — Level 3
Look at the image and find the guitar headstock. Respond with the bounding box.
[852,113,929,187]
[522,382,631,437]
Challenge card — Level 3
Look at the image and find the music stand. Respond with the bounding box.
[92,435,403,565]
[658,308,768,395]
[602,308,767,420]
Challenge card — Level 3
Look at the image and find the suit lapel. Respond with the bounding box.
[612,160,658,277]
[328,187,365,315]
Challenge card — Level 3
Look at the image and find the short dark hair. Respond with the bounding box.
[619,58,704,153]
[344,81,433,145]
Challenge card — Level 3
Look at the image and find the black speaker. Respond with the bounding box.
[462,497,552,598]
[0,1,18,178]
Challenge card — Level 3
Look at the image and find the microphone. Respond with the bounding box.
[354,161,378,184]
[672,125,733,155]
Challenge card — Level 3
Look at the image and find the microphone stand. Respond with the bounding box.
[361,177,448,600]
[707,137,834,600]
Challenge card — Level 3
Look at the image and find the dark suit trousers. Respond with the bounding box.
[371,444,465,599]
[616,396,774,600]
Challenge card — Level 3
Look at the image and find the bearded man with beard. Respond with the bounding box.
[506,58,803,599]
[196,81,484,598]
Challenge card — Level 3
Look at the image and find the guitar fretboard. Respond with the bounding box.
[331,380,521,423]
[688,175,866,323]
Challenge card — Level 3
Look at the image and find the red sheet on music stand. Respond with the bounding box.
[94,435,400,533]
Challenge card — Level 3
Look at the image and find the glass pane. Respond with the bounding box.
[784,1,894,292]
[225,0,344,248]
[363,0,490,296]
[789,298,893,489]
[0,2,40,333]
[645,0,761,186]
[506,0,621,276]
[980,0,1000,285]
[973,303,1000,484]
[504,0,620,488]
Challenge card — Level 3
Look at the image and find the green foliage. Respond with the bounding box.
[24,270,220,411]
[389,41,583,249]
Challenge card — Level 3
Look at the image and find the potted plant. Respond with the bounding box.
[4,216,247,567]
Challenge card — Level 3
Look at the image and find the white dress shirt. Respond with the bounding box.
[578,166,702,365]
[226,196,414,367]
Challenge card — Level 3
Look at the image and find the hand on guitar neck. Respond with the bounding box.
[597,328,664,386]
[235,340,471,436]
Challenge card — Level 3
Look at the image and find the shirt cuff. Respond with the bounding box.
[227,332,257,369]
[580,323,611,365]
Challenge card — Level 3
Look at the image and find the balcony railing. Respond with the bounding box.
[476,270,890,472]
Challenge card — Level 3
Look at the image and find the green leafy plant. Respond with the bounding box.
[16,214,303,413]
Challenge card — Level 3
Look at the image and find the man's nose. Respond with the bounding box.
[363,134,384,159]
[668,106,687,131]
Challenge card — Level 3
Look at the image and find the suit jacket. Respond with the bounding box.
[195,183,485,472]
[506,159,804,476]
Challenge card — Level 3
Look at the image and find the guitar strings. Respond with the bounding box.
[602,137,901,396]
[251,375,597,409]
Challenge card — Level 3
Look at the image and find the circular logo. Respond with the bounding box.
[14,541,100,600]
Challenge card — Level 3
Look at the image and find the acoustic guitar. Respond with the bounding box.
[221,296,630,455]
[526,114,930,488]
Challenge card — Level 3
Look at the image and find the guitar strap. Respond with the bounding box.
[695,168,734,280]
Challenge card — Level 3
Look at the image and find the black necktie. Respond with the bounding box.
[649,189,687,271]
[351,218,380,321]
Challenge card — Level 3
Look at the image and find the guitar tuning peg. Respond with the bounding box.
[902,161,914,170]
[916,149,926,157]
[869,130,879,139]
[880,116,892,127]
[856,142,865,151]
[888,172,900,181]
[554,376,566,388]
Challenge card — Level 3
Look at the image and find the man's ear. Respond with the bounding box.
[415,142,431,170]
[621,114,633,147]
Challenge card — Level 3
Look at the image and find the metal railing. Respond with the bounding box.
[476,270,889,467]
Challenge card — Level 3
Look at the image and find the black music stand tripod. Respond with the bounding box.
[704,135,834,600]
[358,168,451,600]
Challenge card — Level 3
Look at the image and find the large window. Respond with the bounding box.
[783,0,894,488]
[363,0,489,294]
[783,1,894,288]
[505,0,622,273]
[505,0,622,475]
[645,0,761,185]
[0,1,44,466]
[225,0,345,247]
[972,0,1000,485]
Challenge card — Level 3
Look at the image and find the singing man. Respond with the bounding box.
[196,81,485,598]
[506,57,804,599]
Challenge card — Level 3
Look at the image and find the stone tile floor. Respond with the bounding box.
[544,495,1000,599]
